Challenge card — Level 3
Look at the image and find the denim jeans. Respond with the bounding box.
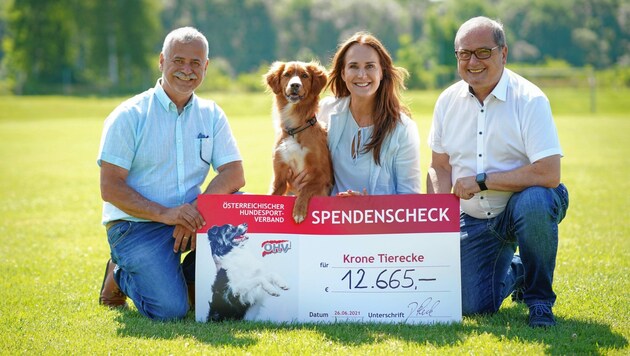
[107,221,189,320]
[460,183,569,315]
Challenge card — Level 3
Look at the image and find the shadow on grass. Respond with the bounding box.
[113,304,627,354]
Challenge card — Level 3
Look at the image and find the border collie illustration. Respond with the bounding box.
[206,223,289,321]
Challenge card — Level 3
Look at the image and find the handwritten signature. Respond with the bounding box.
[406,297,441,321]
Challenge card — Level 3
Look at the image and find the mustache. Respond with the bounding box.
[174,71,198,81]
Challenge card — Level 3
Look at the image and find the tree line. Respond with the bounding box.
[0,0,628,95]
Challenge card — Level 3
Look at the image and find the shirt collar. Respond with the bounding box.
[490,69,509,102]
[153,78,196,112]
[458,68,509,102]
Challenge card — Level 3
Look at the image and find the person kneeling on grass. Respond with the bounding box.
[426,16,569,327]
[97,27,245,320]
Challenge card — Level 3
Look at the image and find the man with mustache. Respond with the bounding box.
[97,27,245,320]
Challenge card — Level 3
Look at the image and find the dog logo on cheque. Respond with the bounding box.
[206,223,289,321]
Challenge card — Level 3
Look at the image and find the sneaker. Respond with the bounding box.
[511,286,525,303]
[528,304,556,327]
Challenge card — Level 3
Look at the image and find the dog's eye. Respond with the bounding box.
[301,73,309,79]
[283,72,291,77]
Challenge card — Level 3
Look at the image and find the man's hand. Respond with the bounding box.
[163,203,205,232]
[166,204,203,253]
[173,224,196,252]
[453,176,479,200]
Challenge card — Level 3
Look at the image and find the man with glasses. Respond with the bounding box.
[426,17,569,327]
[97,27,245,320]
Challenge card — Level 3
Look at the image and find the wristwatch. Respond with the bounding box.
[476,173,488,191]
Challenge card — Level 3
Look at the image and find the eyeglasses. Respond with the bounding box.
[454,46,500,61]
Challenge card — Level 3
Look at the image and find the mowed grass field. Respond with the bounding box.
[0,86,628,355]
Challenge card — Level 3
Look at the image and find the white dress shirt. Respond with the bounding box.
[428,68,562,219]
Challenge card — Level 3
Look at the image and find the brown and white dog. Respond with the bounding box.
[264,61,333,223]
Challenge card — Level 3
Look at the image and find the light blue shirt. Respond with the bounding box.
[97,80,242,224]
[318,96,422,195]
[331,112,374,194]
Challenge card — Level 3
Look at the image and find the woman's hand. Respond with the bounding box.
[288,169,311,193]
[337,189,367,197]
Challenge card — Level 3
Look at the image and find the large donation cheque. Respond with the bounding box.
[195,193,461,324]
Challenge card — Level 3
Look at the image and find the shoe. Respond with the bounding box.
[99,259,128,308]
[511,286,525,303]
[528,304,556,327]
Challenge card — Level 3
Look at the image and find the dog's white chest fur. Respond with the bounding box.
[276,136,309,173]
[218,246,288,306]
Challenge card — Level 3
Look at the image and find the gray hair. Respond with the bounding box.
[454,16,506,48]
[162,27,209,58]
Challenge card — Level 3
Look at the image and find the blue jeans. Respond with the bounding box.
[460,184,569,315]
[107,221,189,321]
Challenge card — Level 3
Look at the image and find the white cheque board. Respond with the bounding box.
[195,194,461,324]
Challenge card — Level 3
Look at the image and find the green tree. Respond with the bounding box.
[3,0,77,93]
[497,0,629,68]
[162,0,277,75]
[2,0,628,93]
[397,0,498,88]
[568,0,627,68]
[500,0,576,64]
[2,0,159,94]
[82,0,160,93]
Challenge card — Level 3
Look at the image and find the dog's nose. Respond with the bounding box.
[288,76,302,92]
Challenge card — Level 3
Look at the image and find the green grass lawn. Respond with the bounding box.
[0,87,628,355]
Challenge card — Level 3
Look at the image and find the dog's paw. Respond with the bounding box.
[292,196,310,224]
[272,276,289,291]
[293,214,305,224]
[260,274,290,297]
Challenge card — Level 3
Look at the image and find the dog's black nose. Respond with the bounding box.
[290,83,301,91]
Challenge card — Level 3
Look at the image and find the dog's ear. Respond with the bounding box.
[308,62,328,96]
[264,61,286,94]
[220,224,232,234]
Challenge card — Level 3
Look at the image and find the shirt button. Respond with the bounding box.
[487,212,491,216]
[479,131,483,135]
[478,154,482,157]
[481,109,484,113]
